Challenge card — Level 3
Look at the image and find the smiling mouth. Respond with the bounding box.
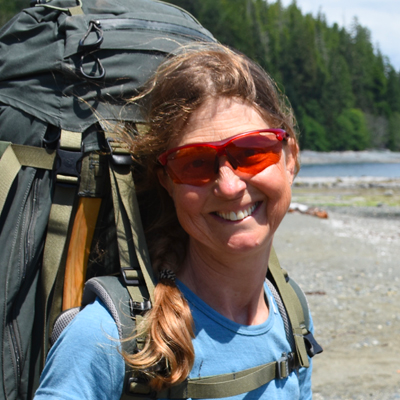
[215,202,259,221]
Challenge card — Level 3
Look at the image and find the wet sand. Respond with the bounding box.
[274,206,400,399]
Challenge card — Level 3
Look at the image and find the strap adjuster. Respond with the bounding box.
[276,352,295,379]
[121,267,140,286]
[107,138,134,165]
[130,299,152,316]
[127,376,156,398]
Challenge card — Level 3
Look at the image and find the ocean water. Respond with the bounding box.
[298,163,400,178]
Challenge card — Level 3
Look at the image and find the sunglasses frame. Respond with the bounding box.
[158,129,289,165]
[158,129,289,185]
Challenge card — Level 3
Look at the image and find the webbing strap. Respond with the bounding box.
[60,129,82,150]
[0,142,55,217]
[268,248,309,368]
[41,184,76,364]
[69,5,84,15]
[156,356,292,399]
[0,143,20,217]
[41,129,82,362]
[108,162,155,304]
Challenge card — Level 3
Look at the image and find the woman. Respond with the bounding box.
[35,43,313,400]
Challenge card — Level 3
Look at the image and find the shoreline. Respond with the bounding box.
[300,150,400,165]
[291,175,400,211]
[294,176,400,189]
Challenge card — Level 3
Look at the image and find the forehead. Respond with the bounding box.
[173,98,270,147]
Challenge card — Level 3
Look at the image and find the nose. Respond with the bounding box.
[213,158,247,198]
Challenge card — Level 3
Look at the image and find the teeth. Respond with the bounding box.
[237,210,244,220]
[216,203,257,221]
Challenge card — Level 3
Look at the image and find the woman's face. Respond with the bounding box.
[158,97,298,259]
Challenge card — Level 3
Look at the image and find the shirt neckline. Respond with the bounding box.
[176,279,276,336]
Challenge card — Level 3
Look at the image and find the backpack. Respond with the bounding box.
[51,247,323,399]
[0,1,215,399]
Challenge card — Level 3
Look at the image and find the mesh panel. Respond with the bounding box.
[84,279,123,338]
[50,307,80,345]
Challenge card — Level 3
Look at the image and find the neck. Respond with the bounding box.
[178,239,271,325]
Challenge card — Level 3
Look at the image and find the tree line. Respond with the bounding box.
[165,0,400,152]
[2,0,400,151]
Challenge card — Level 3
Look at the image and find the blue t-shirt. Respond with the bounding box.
[35,281,312,400]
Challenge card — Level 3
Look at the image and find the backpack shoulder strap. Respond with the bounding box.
[81,275,137,355]
[265,278,295,350]
[287,276,323,358]
[50,275,137,400]
[267,247,322,367]
[287,276,310,331]
[82,276,142,400]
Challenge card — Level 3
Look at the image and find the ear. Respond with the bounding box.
[157,168,174,197]
[284,138,299,186]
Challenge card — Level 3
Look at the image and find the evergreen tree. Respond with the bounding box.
[335,109,370,150]
[0,0,26,27]
[388,112,400,151]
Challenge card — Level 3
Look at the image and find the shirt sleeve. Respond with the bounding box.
[34,298,124,400]
[298,311,314,400]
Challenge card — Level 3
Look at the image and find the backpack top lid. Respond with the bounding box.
[0,0,215,132]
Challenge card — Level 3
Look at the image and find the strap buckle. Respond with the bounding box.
[56,148,83,178]
[130,299,152,316]
[304,332,323,357]
[276,352,296,379]
[127,376,157,398]
[55,130,83,184]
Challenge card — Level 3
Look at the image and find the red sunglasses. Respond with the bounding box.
[158,129,289,186]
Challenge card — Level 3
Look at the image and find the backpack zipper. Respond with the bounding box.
[7,322,22,389]
[23,177,40,279]
[6,173,40,392]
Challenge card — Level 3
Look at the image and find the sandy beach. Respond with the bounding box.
[274,162,400,399]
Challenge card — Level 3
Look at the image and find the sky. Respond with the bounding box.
[276,0,400,71]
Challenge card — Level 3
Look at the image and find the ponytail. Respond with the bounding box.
[123,275,194,390]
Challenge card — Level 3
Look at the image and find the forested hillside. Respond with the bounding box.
[165,0,400,152]
[2,0,400,151]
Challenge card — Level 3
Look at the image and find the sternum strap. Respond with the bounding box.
[155,353,295,399]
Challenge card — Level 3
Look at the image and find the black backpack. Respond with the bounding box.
[0,1,215,399]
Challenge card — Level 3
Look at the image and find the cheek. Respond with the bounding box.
[250,162,292,200]
[171,187,205,226]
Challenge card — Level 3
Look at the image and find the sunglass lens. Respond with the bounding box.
[226,134,282,173]
[166,146,217,185]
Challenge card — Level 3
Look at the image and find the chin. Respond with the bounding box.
[225,232,273,253]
